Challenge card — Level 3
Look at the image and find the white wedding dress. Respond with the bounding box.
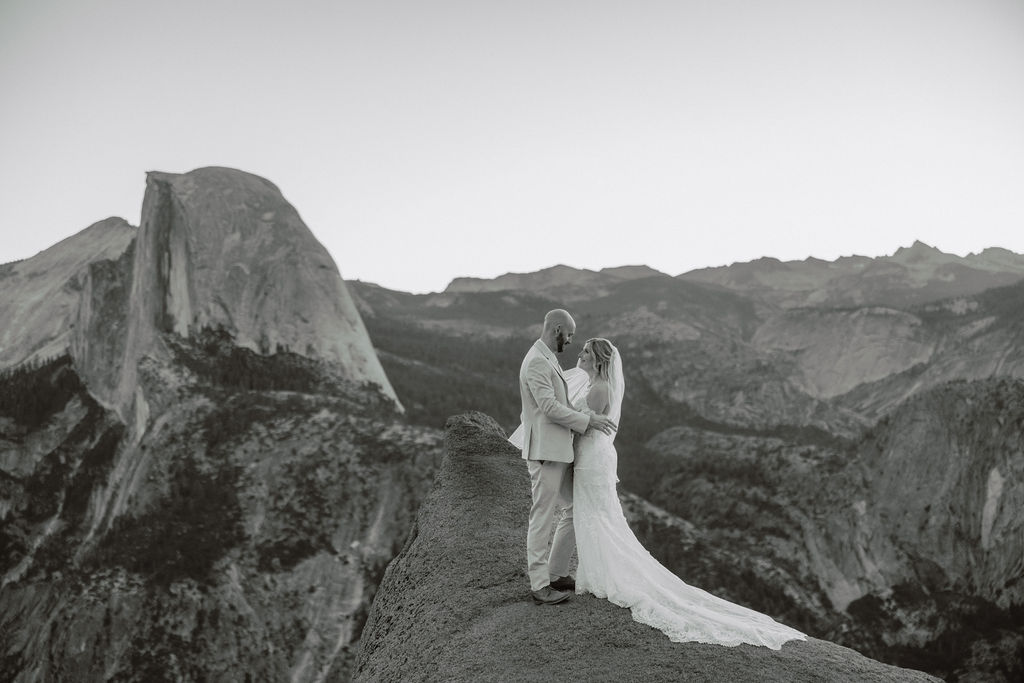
[514,348,806,650]
[572,415,805,649]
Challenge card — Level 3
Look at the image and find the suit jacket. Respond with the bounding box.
[518,340,591,462]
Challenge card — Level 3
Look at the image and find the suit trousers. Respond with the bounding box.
[526,459,574,591]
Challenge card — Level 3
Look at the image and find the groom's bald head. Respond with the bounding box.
[542,309,576,353]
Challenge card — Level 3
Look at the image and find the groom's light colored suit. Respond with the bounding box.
[519,339,591,591]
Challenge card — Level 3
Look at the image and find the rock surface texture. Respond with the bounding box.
[0,217,135,369]
[834,380,1024,608]
[98,167,398,419]
[354,412,939,683]
[1,168,420,682]
[0,353,440,682]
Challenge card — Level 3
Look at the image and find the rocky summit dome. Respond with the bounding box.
[130,167,396,400]
[51,167,401,420]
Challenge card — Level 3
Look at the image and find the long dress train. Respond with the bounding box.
[572,426,806,650]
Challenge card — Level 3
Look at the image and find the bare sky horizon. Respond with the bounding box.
[3,0,1023,294]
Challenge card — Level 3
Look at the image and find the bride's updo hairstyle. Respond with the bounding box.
[586,338,615,381]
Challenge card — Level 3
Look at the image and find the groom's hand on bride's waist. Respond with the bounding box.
[587,415,617,434]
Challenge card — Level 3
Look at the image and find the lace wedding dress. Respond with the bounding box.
[569,347,807,650]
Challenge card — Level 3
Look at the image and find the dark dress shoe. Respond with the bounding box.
[531,586,571,605]
[550,576,575,591]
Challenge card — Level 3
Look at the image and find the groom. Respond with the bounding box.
[519,309,617,605]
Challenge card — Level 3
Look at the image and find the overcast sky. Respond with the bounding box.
[3,0,1023,293]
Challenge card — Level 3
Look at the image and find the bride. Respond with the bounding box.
[521,337,806,650]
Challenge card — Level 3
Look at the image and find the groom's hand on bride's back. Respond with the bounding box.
[588,415,617,434]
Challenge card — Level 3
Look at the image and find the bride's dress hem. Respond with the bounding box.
[577,585,804,650]
[572,429,806,651]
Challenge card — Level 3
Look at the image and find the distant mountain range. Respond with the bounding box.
[442,240,1024,309]
[353,244,1024,435]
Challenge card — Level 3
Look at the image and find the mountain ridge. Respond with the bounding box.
[679,241,1024,309]
[445,263,669,299]
[433,242,1024,310]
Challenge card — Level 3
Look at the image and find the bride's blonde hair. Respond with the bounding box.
[586,338,615,381]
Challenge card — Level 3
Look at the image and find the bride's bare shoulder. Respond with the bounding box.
[586,379,610,411]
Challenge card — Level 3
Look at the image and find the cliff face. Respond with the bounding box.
[69,241,136,409]
[1,168,426,682]
[836,379,1024,607]
[646,382,1024,610]
[0,217,135,370]
[2,168,399,421]
[69,167,398,420]
[751,307,936,398]
[1,338,441,683]
[139,169,389,375]
[644,378,1024,681]
[354,413,937,682]
[753,289,1024,408]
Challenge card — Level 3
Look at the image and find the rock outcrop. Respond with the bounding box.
[1,167,425,682]
[0,217,135,369]
[1,338,440,683]
[643,378,1024,681]
[822,379,1024,609]
[751,307,937,398]
[2,167,398,422]
[69,167,399,420]
[354,413,938,682]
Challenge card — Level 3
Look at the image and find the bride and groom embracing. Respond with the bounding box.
[511,309,806,649]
